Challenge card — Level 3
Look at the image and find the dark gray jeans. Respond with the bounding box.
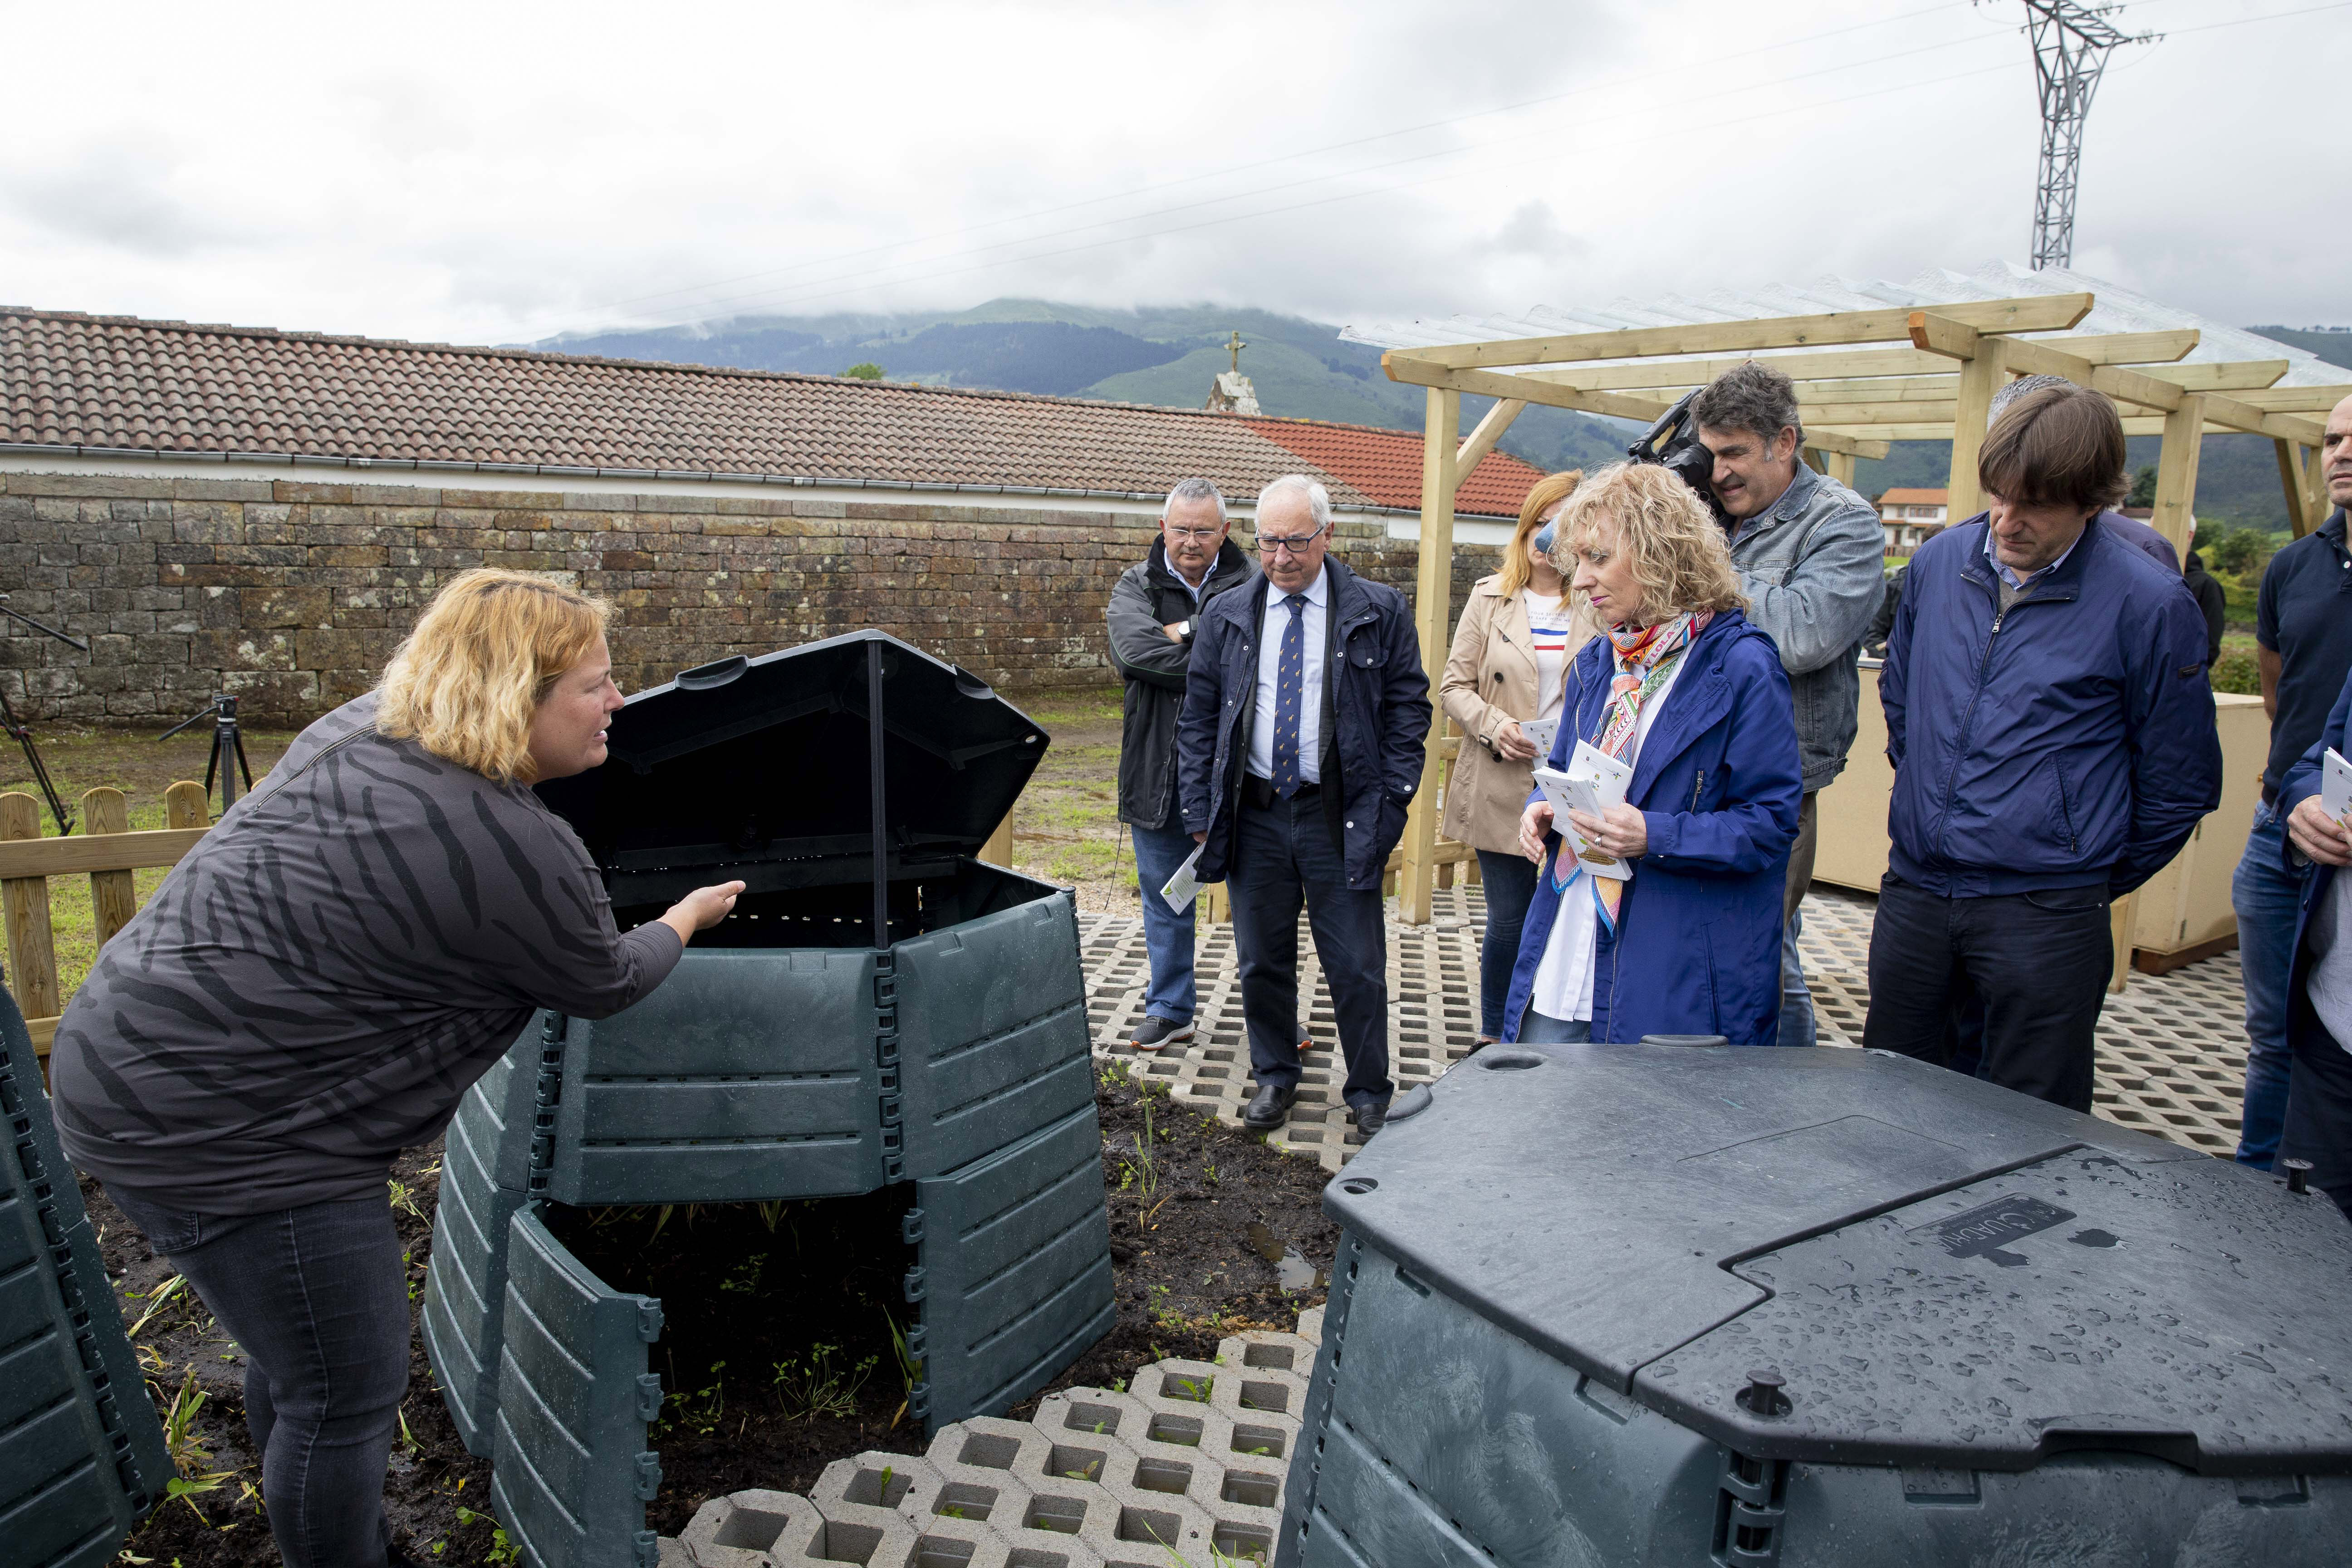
[1228,788,1394,1112]
[108,1187,410,1568]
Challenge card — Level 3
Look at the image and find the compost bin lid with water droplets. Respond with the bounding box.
[535,630,1047,888]
[1326,1044,2352,1475]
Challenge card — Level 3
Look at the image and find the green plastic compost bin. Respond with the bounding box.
[1278,1043,2352,1568]
[421,631,1115,1568]
[0,984,173,1568]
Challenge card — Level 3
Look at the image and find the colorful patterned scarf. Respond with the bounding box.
[1557,609,1712,932]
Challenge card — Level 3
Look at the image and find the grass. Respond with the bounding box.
[0,724,297,1013]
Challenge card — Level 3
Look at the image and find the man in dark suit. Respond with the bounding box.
[1176,475,1431,1137]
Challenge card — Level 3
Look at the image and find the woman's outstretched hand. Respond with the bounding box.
[659,881,747,947]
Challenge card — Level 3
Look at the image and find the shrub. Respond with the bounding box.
[2211,650,2261,696]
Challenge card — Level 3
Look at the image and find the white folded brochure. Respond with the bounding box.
[1161,840,1208,913]
[1520,716,1560,760]
[1531,740,1635,877]
[2326,747,2352,826]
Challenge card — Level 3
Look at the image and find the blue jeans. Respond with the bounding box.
[1228,791,1393,1112]
[107,1188,411,1568]
[1518,1009,1593,1045]
[2230,800,2302,1168]
[1475,850,1539,1039]
[1779,911,1817,1048]
[1130,820,1201,1023]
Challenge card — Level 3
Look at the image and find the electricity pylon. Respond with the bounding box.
[2019,1,2154,269]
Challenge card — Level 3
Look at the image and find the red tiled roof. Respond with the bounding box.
[1877,488,1949,505]
[1245,416,1549,520]
[0,307,1535,517]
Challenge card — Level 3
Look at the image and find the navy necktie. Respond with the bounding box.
[1271,593,1308,798]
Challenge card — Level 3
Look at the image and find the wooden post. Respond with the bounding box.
[1823,451,1857,489]
[0,792,59,1027]
[166,779,212,830]
[1944,339,2005,522]
[2109,897,2135,995]
[1399,387,1460,926]
[2278,440,2313,539]
[2151,395,2206,565]
[1200,882,1228,925]
[979,806,1014,867]
[82,788,137,947]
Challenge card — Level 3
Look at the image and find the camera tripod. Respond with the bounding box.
[159,694,255,818]
[0,593,90,836]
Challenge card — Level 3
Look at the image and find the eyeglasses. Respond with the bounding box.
[1164,526,1224,541]
[1254,525,1326,556]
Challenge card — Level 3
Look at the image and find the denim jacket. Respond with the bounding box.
[1724,462,1886,793]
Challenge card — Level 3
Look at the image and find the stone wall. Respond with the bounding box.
[0,471,1505,725]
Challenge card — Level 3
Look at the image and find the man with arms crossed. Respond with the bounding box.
[1107,478,1255,1051]
[2231,394,2352,1169]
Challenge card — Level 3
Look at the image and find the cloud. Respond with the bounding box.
[0,0,2341,342]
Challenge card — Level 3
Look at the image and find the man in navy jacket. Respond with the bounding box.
[1864,382,2222,1111]
[2274,665,2352,1222]
[1177,475,1431,1137]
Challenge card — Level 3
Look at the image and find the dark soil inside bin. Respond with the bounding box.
[89,1059,1338,1560]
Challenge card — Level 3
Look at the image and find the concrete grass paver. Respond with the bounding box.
[665,886,2256,1564]
[1085,883,2254,1168]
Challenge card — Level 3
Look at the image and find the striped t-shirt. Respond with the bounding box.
[50,693,683,1215]
[1524,592,1578,724]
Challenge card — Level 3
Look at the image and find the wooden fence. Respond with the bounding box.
[2,784,213,1066]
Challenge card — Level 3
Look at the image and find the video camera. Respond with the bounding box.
[1626,388,1732,529]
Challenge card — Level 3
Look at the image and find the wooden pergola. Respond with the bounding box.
[1385,289,2348,926]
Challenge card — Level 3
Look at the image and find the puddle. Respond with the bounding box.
[1247,1221,1327,1291]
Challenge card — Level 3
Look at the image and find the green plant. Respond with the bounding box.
[664,1360,728,1437]
[1147,1284,1182,1333]
[843,363,884,380]
[156,1367,232,1520]
[718,1254,765,1294]
[455,1506,519,1565]
[881,1308,923,1427]
[125,1274,186,1340]
[772,1343,875,1422]
[755,1199,787,1233]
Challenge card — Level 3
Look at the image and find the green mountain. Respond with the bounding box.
[2248,326,2352,376]
[536,300,1630,482]
[538,303,2320,528]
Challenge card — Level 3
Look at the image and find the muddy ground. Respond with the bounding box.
[94,1060,1336,1561]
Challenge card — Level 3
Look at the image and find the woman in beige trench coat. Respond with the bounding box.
[1441,470,1602,1043]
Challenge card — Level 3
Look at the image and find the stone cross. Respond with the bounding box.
[1227,331,1246,374]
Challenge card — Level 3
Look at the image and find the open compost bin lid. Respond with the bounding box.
[1328,1044,2352,1476]
[537,631,1047,902]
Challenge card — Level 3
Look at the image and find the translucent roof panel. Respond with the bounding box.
[1341,261,2345,387]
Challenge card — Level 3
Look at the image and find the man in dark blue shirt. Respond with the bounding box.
[2233,392,2352,1168]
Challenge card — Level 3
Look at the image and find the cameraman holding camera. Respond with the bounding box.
[1687,363,1885,1046]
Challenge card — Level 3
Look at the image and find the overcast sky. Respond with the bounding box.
[2,0,2342,347]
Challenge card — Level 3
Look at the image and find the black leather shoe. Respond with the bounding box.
[1352,1101,1388,1137]
[1243,1083,1296,1130]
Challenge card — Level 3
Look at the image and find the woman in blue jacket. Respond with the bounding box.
[1502,462,1804,1047]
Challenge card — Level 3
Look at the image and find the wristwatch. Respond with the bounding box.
[1176,619,1193,638]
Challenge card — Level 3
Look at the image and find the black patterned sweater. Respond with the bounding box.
[50,693,681,1215]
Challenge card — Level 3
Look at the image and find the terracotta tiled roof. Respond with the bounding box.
[1244,415,1550,520]
[0,307,1535,517]
[1876,488,1949,505]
